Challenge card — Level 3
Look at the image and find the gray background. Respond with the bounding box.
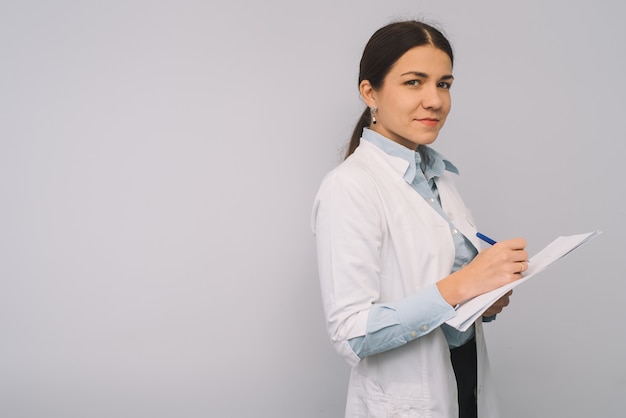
[1,0,624,417]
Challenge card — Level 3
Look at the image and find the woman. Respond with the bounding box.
[312,20,528,417]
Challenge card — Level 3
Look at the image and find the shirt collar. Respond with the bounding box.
[361,128,459,183]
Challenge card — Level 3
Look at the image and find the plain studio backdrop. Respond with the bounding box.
[1,1,624,417]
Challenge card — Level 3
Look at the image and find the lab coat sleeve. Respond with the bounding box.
[311,169,393,366]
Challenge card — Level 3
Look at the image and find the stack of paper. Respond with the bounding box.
[446,230,602,331]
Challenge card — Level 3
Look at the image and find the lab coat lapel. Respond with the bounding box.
[435,174,481,251]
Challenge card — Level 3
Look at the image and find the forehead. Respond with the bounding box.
[389,45,453,75]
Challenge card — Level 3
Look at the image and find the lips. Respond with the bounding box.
[416,118,439,127]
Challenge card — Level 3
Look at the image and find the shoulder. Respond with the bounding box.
[312,145,388,218]
[316,155,379,201]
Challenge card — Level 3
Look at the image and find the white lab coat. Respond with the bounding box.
[312,140,500,417]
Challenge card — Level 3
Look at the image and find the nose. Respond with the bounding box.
[421,84,444,110]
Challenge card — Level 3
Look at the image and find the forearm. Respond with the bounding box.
[348,284,456,358]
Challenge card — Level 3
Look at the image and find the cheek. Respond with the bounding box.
[392,95,417,115]
[441,98,452,117]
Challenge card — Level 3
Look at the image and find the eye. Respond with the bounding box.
[405,79,422,87]
[437,81,452,89]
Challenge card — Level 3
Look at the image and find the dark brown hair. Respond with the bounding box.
[345,21,454,159]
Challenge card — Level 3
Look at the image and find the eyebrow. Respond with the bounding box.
[401,71,455,81]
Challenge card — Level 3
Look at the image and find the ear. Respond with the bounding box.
[359,80,377,108]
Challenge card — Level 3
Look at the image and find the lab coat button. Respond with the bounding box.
[427,197,435,204]
[451,228,458,235]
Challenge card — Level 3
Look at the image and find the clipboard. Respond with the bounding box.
[445,230,602,331]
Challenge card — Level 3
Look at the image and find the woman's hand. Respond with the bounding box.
[483,290,513,317]
[437,238,528,306]
[462,238,528,296]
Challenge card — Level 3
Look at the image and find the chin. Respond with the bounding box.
[406,131,440,146]
[416,136,439,146]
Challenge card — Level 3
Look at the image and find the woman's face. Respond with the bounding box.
[362,45,453,150]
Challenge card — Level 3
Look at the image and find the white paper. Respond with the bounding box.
[445,230,602,331]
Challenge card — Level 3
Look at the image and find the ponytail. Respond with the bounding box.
[345,107,371,160]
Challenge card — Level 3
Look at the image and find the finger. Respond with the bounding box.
[514,250,529,263]
[488,294,512,313]
[509,259,528,274]
[509,261,524,275]
[485,303,505,316]
[493,296,510,309]
[498,237,527,250]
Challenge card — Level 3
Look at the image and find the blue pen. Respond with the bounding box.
[476,232,497,245]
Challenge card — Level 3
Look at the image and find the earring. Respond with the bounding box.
[370,106,377,125]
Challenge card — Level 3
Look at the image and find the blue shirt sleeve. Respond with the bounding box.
[348,284,475,358]
[441,323,475,348]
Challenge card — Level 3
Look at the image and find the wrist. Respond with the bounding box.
[437,269,472,307]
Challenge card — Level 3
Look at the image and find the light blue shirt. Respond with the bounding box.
[348,129,482,358]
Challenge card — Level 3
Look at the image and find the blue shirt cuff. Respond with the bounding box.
[348,284,458,358]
